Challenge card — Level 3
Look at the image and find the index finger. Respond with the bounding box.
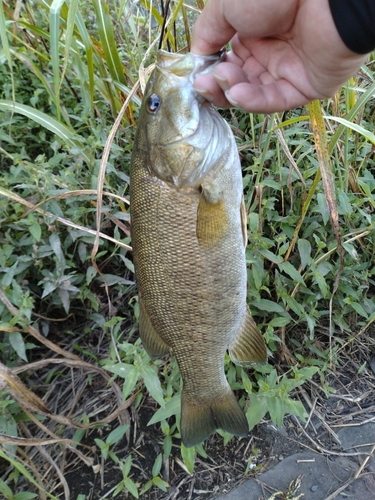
[191,0,235,55]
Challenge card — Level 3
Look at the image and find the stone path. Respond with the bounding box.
[214,422,375,500]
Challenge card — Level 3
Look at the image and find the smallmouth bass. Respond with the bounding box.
[130,50,267,447]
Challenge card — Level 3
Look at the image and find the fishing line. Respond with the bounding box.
[159,0,172,51]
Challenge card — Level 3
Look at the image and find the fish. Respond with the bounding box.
[130,50,267,448]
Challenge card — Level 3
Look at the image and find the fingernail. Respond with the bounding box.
[194,88,215,102]
[214,73,229,90]
[225,90,238,107]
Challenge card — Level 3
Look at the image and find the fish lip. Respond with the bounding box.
[157,49,226,79]
[190,49,226,77]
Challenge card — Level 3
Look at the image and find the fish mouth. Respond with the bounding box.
[190,49,226,79]
[157,49,226,79]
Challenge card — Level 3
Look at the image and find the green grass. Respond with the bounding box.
[0,0,375,497]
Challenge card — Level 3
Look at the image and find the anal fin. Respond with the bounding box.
[229,307,267,366]
[139,297,171,358]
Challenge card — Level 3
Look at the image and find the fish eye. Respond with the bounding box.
[147,93,161,114]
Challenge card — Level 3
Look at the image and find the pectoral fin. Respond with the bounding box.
[196,189,228,247]
[229,307,267,366]
[139,297,171,358]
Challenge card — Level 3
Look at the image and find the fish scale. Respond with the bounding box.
[130,50,267,447]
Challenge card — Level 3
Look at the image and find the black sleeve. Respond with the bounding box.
[329,0,375,54]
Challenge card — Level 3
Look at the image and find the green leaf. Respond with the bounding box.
[278,261,305,285]
[9,331,27,362]
[105,362,135,379]
[124,477,139,499]
[148,394,181,426]
[357,361,367,375]
[122,455,133,477]
[262,179,282,190]
[337,188,353,215]
[153,476,169,492]
[253,299,287,314]
[113,482,124,497]
[14,493,38,500]
[258,249,283,264]
[181,444,196,474]
[268,317,291,328]
[106,424,129,446]
[0,478,13,498]
[247,395,268,431]
[267,396,285,429]
[285,296,305,317]
[294,367,319,380]
[195,442,208,458]
[141,365,165,407]
[29,223,42,242]
[49,233,65,264]
[94,438,108,459]
[152,453,162,477]
[0,408,17,457]
[1,263,17,287]
[350,302,369,319]
[139,480,153,495]
[313,270,329,298]
[163,434,172,459]
[297,239,312,270]
[282,398,308,422]
[122,366,140,401]
[317,193,330,225]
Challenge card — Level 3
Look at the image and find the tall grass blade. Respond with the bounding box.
[17,20,52,48]
[308,99,344,353]
[328,81,375,153]
[92,0,126,85]
[74,11,95,107]
[0,1,15,101]
[326,115,375,145]
[60,0,79,87]
[50,0,65,121]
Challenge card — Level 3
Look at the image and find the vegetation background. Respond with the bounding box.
[0,0,374,498]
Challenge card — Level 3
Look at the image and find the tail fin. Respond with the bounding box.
[180,388,248,448]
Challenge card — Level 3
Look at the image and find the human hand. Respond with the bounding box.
[191,0,368,113]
